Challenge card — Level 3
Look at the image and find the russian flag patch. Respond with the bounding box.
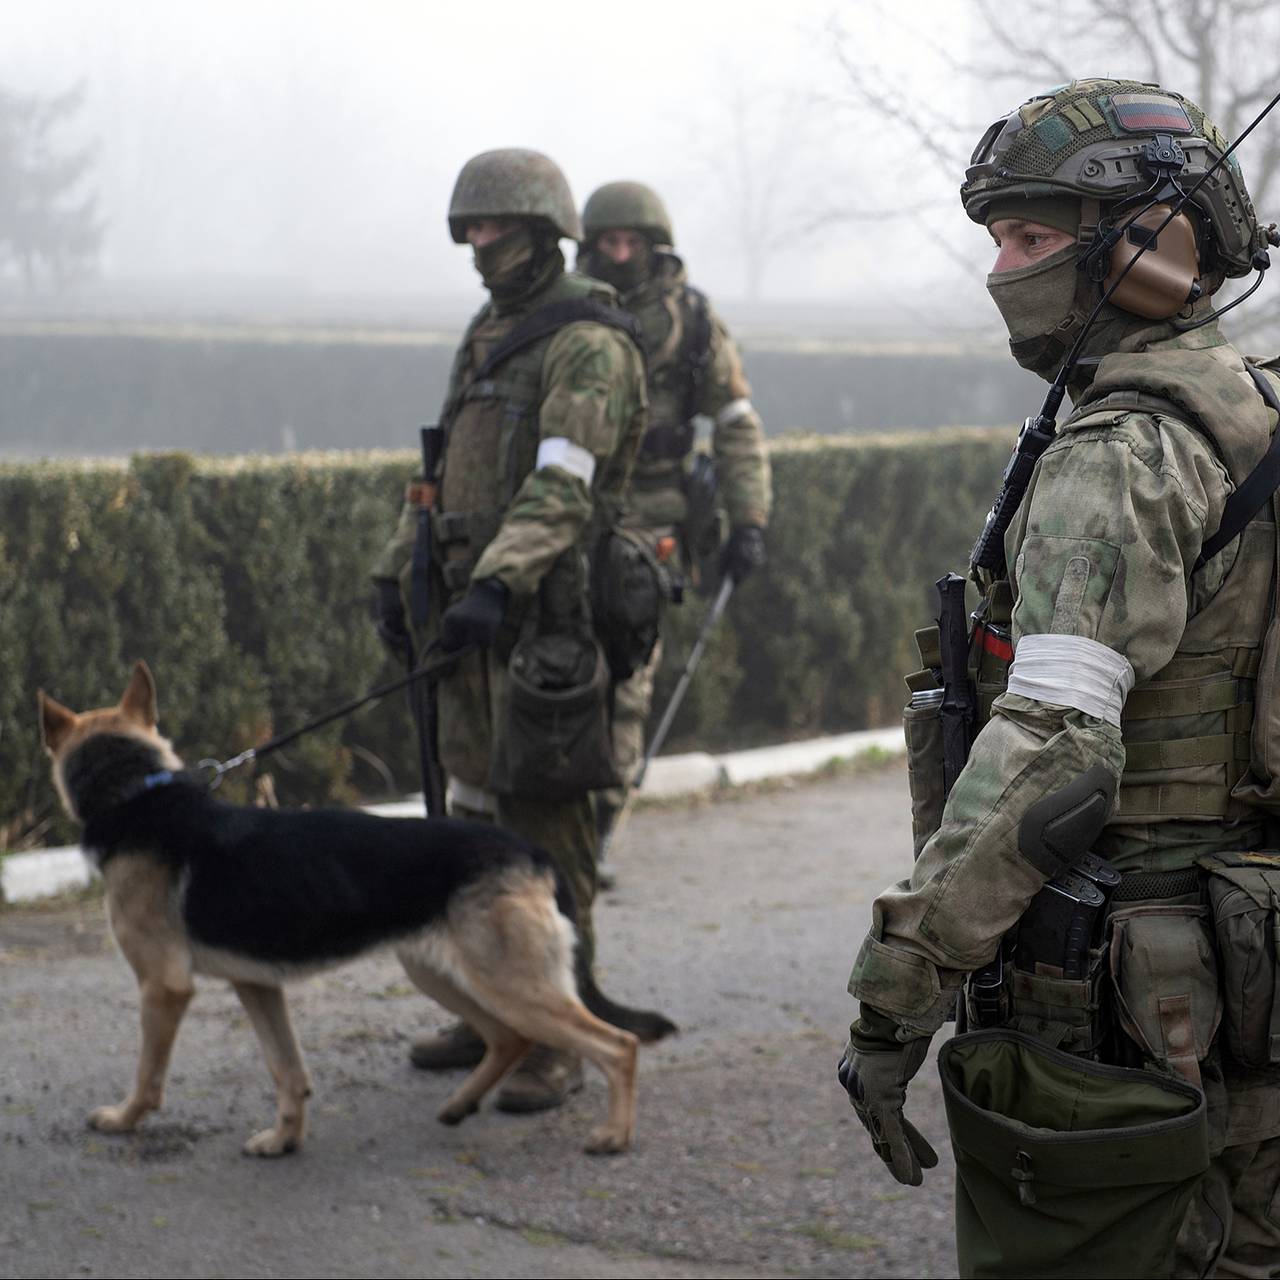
[1109,92,1194,134]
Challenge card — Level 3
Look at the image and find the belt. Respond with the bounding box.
[1111,866,1203,902]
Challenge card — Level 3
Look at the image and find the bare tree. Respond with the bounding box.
[0,82,103,289]
[828,0,1280,330]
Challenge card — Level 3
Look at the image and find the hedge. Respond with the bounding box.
[1,429,1012,848]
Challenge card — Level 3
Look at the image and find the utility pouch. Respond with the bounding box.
[903,626,945,857]
[590,527,679,682]
[488,631,620,800]
[1107,902,1222,1088]
[1199,851,1280,1067]
[939,1029,1209,1280]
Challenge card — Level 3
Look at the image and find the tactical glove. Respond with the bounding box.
[441,579,509,652]
[373,579,411,658]
[837,1006,937,1187]
[722,524,766,583]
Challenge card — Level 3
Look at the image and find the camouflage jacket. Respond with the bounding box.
[848,320,1280,1037]
[616,253,771,530]
[371,269,647,603]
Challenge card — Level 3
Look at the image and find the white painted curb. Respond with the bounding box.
[2,725,904,904]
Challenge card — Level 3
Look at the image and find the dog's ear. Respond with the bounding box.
[119,661,158,728]
[38,690,79,752]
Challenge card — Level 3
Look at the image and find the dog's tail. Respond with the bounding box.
[576,949,678,1043]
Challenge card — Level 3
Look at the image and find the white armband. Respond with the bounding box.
[715,398,754,427]
[536,436,596,485]
[1006,633,1135,727]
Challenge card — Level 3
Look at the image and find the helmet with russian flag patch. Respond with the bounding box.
[962,79,1266,280]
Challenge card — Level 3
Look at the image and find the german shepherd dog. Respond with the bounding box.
[38,662,674,1157]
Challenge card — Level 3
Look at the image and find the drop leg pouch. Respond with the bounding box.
[939,1029,1209,1279]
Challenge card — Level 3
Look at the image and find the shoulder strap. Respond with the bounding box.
[472,298,642,384]
[1196,365,1280,569]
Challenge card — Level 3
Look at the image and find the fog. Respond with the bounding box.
[6,0,986,333]
[6,1,1280,341]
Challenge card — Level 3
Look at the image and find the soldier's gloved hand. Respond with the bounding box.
[837,1006,937,1187]
[373,579,411,657]
[441,579,509,652]
[721,524,766,583]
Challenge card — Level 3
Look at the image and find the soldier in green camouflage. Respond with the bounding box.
[577,182,773,859]
[839,81,1280,1275]
[372,149,647,1112]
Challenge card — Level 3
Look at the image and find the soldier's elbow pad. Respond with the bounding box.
[1017,765,1116,878]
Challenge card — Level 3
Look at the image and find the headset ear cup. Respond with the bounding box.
[1104,204,1202,319]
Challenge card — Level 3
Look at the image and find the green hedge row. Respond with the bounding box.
[1,429,1011,848]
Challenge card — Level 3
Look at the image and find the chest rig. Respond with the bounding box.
[630,275,712,466]
[1015,345,1280,827]
[432,274,639,594]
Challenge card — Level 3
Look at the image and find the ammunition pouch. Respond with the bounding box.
[487,628,619,800]
[1001,947,1110,1058]
[939,1029,1209,1280]
[639,420,696,462]
[590,527,678,682]
[1199,851,1280,1067]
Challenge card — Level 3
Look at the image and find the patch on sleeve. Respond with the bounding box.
[1050,556,1092,633]
[1107,92,1193,134]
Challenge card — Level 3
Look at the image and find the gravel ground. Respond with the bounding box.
[0,761,959,1279]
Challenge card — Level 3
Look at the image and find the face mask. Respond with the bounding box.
[986,245,1082,379]
[583,242,652,294]
[472,226,539,299]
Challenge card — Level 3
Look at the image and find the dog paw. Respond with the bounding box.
[436,1100,479,1127]
[88,1104,138,1133]
[584,1125,630,1156]
[242,1127,299,1157]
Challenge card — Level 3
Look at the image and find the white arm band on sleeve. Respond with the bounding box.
[715,398,754,427]
[536,436,596,486]
[1006,633,1135,727]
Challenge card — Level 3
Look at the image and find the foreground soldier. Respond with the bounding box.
[577,182,772,853]
[840,81,1280,1276]
[372,149,647,1111]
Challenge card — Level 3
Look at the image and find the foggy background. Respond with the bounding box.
[5,0,1280,453]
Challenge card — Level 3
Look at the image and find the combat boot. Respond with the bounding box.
[408,1020,485,1070]
[495,1046,585,1112]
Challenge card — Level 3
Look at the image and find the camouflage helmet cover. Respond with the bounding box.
[448,148,583,243]
[581,181,675,246]
[962,79,1266,278]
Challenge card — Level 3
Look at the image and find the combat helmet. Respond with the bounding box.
[962,79,1268,282]
[581,181,675,246]
[448,148,582,243]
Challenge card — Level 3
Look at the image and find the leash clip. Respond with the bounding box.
[195,747,257,790]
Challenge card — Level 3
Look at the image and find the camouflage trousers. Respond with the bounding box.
[594,639,662,842]
[1175,1062,1280,1278]
[451,789,598,971]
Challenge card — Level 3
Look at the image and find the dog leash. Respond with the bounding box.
[196,642,472,788]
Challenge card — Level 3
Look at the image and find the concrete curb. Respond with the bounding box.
[2,725,905,904]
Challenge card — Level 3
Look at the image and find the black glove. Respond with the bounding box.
[441,579,509,652]
[721,524,766,583]
[373,579,411,658]
[837,1006,937,1187]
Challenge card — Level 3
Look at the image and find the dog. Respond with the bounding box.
[38,661,675,1157]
